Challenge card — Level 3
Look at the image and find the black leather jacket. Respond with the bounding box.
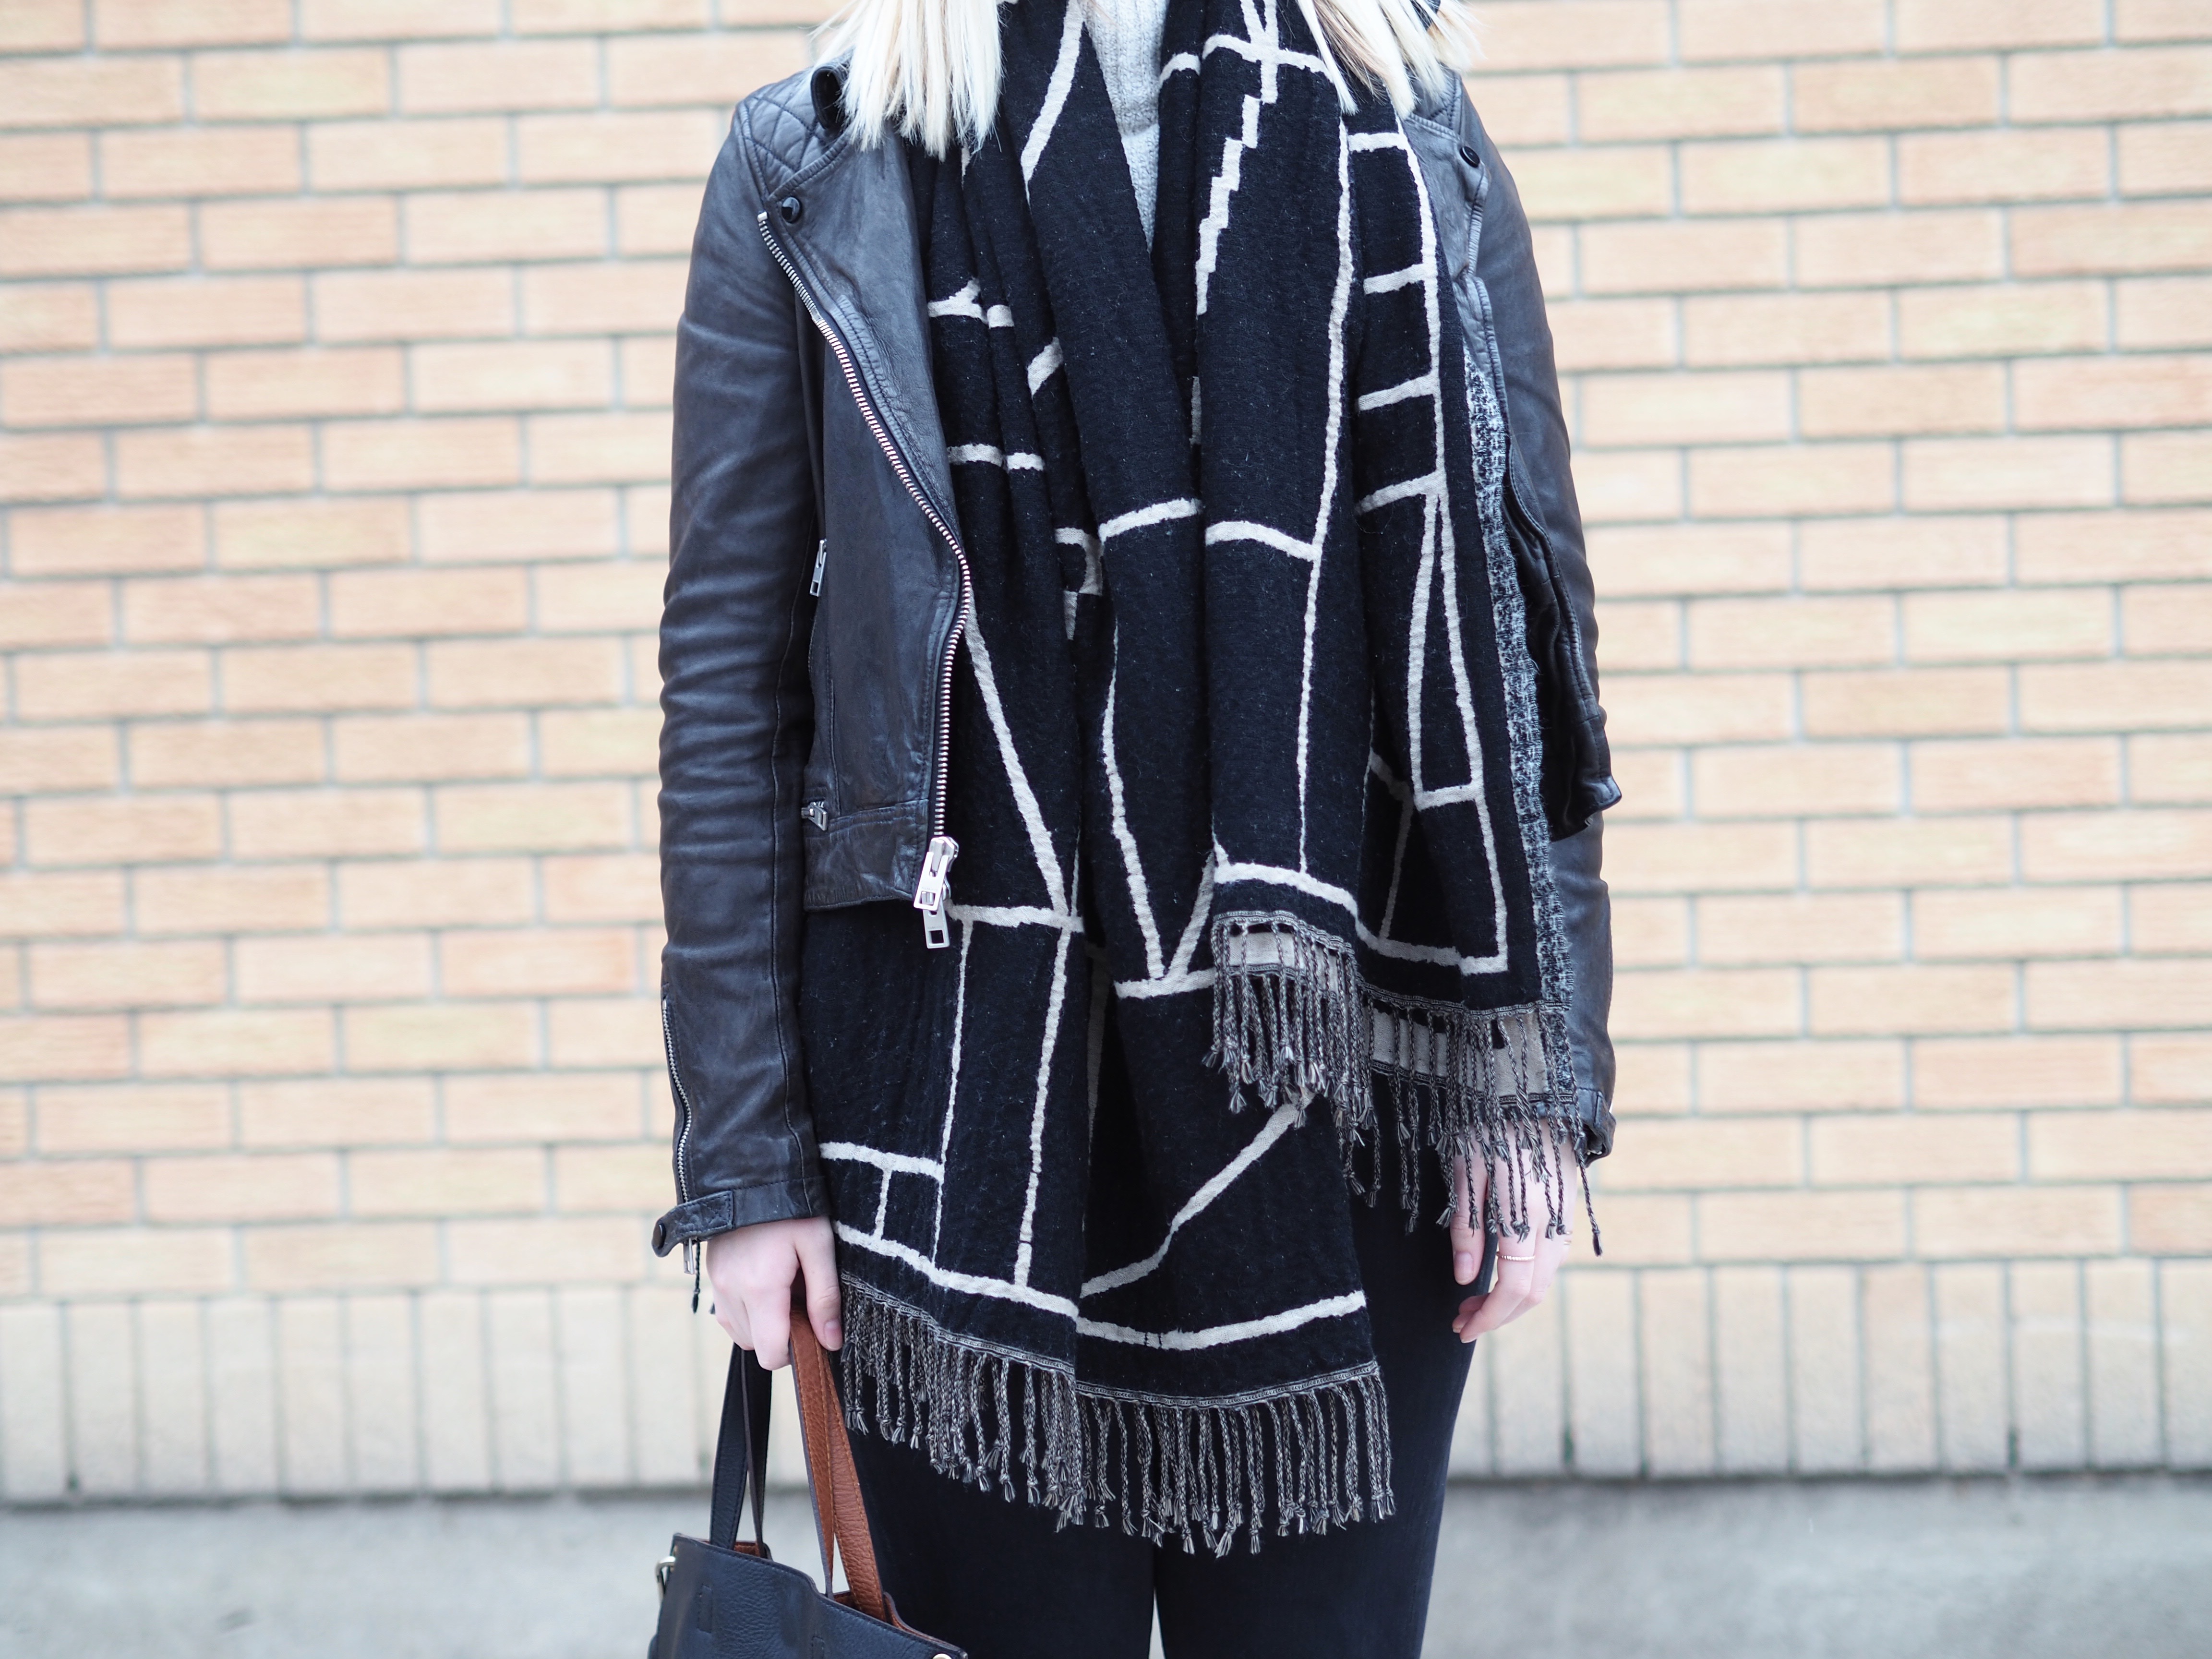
[652,63,1620,1256]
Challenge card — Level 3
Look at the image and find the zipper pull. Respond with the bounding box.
[684,1239,701,1312]
[809,538,827,597]
[802,800,829,830]
[912,834,959,950]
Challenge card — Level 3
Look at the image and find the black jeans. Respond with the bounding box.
[842,1194,1475,1659]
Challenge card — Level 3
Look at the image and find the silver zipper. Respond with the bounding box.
[661,995,704,1303]
[809,536,827,597]
[758,212,967,947]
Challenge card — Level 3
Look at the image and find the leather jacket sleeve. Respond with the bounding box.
[652,123,827,1254]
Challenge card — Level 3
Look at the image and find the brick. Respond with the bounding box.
[199,195,397,272]
[1702,1039,1904,1114]
[2020,355,2212,433]
[543,854,657,923]
[307,118,508,192]
[332,713,532,782]
[2137,882,2212,955]
[1910,738,2121,814]
[0,133,94,204]
[418,488,623,563]
[398,39,600,112]
[327,567,529,638]
[219,641,414,714]
[0,872,125,939]
[1917,886,2124,960]
[404,190,609,265]
[0,1159,136,1225]
[107,274,306,349]
[1,354,196,429]
[0,1014,131,1082]
[2013,45,2212,124]
[0,729,119,794]
[1897,281,2108,360]
[36,1083,231,1154]
[605,31,810,107]
[435,781,631,852]
[1801,667,2009,739]
[2133,734,2212,804]
[413,341,613,414]
[1589,521,1793,597]
[545,997,656,1068]
[2032,1109,2212,1183]
[1582,372,1790,448]
[242,1223,440,1291]
[135,864,331,934]
[1507,146,1673,222]
[1904,590,2115,665]
[0,432,105,502]
[1810,1115,2019,1186]
[445,1071,644,1142]
[1792,56,2001,132]
[2119,0,2212,40]
[301,0,502,41]
[102,124,303,201]
[238,1077,434,1147]
[0,57,184,131]
[1689,444,1895,518]
[1573,448,1685,523]
[624,486,672,557]
[0,1,84,48]
[448,1215,642,1285]
[40,1227,233,1297]
[15,648,211,720]
[1796,211,2005,289]
[512,0,707,29]
[442,928,636,998]
[1593,600,1680,673]
[539,706,658,775]
[24,795,222,867]
[230,786,424,858]
[235,934,433,1004]
[353,1148,546,1216]
[425,637,626,709]
[2023,808,2212,881]
[2022,660,2212,732]
[1581,220,1789,296]
[204,347,407,421]
[1806,816,2014,887]
[31,940,225,1010]
[515,111,725,186]
[192,47,391,119]
[552,1143,664,1211]
[1900,129,2111,208]
[138,1007,333,1076]
[345,1001,539,1071]
[313,268,514,343]
[116,425,316,499]
[1682,137,1889,215]
[1688,596,1893,669]
[1698,892,1900,964]
[144,1152,339,1223]
[1802,365,2008,440]
[1918,1185,2123,1258]
[0,283,99,353]
[520,259,689,335]
[2135,1034,2212,1105]
[2019,508,2212,584]
[325,417,523,492]
[1906,437,2115,513]
[1918,1035,2121,1111]
[337,858,536,928]
[95,0,291,47]
[1700,1190,1906,1262]
[2122,122,2212,197]
[1896,0,2104,51]
[0,582,110,651]
[612,182,702,257]
[1810,964,2015,1035]
[2127,431,2212,504]
[2118,276,2212,349]
[1605,673,1795,746]
[215,496,409,570]
[122,574,319,646]
[1612,966,1801,1039]
[526,410,671,486]
[2133,1186,2212,1252]
[2014,203,2212,277]
[1440,1,1671,70]
[1574,65,1783,141]
[535,564,662,634]
[2028,957,2212,1030]
[1682,291,1888,368]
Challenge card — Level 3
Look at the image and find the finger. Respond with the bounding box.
[794,1224,843,1350]
[1520,1227,1572,1311]
[1448,1157,1481,1286]
[1458,1243,1539,1339]
[705,1257,750,1348]
[747,1283,794,1370]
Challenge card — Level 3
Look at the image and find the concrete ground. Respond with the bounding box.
[1,1475,2203,1659]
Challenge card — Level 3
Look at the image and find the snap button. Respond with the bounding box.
[1458,143,1480,168]
[777,194,804,224]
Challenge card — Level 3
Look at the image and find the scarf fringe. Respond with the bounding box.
[839,1283,1395,1557]
[1208,910,1598,1248]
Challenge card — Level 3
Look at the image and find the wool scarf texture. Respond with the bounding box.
[798,0,1581,1554]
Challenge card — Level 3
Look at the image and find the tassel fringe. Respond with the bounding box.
[839,1284,1395,1557]
[1208,909,1597,1247]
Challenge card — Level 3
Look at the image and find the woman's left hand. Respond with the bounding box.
[1447,1152,1571,1342]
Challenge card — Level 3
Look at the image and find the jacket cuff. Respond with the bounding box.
[1575,1085,1616,1165]
[650,1178,825,1256]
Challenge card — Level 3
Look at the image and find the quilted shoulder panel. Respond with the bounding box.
[738,67,833,193]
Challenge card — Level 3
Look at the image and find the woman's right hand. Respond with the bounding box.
[703,1217,843,1368]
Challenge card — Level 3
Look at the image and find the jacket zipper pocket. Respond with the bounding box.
[757,211,967,948]
[808,537,827,597]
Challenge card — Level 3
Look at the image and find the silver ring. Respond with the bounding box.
[1498,1250,1536,1263]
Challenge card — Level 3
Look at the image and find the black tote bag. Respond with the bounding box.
[650,1322,966,1659]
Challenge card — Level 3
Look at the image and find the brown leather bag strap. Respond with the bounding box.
[789,1320,888,1623]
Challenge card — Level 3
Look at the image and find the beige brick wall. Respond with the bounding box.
[1,0,2207,1498]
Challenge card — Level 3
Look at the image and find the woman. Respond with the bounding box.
[652,0,1618,1651]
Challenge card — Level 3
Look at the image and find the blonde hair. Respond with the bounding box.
[817,0,1483,156]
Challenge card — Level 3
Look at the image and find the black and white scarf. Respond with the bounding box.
[799,0,1579,1554]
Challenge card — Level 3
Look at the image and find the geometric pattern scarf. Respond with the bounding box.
[798,0,1578,1554]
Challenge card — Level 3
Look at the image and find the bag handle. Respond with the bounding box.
[707,1346,771,1555]
[789,1320,888,1623]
